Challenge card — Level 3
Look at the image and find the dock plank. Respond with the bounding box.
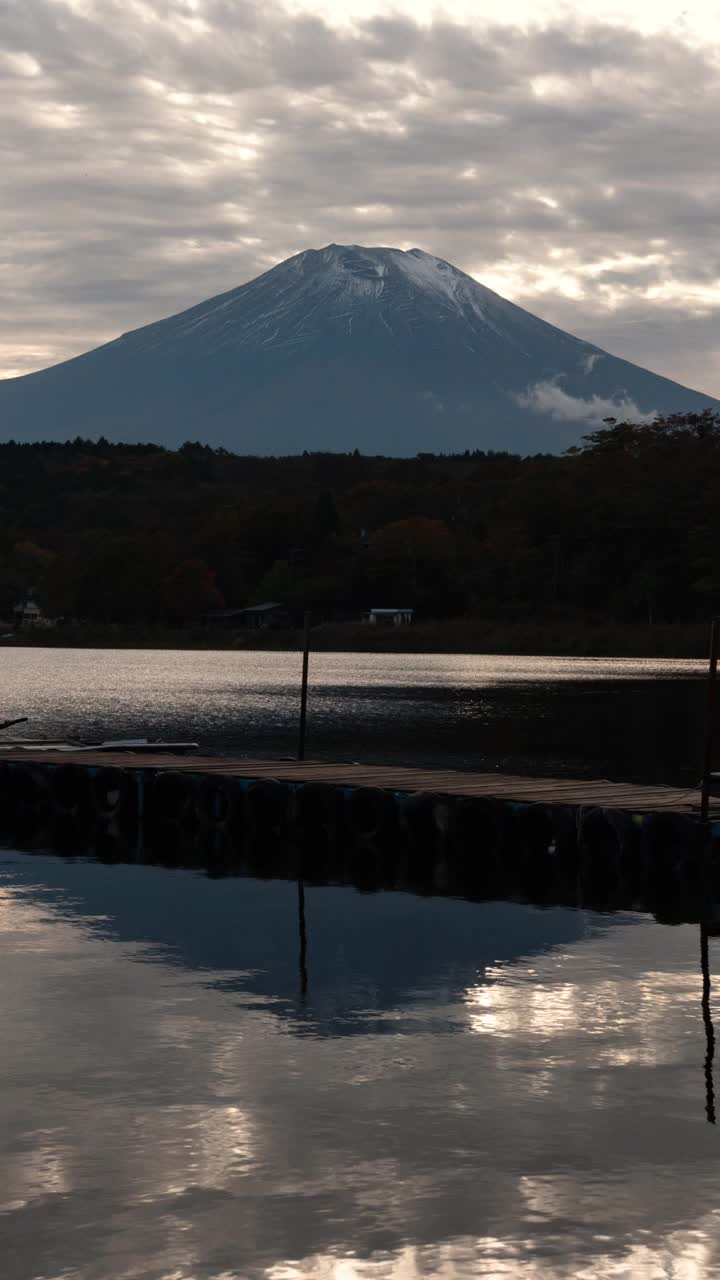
[0,750,715,817]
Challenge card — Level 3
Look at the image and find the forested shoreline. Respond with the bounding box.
[1,412,718,652]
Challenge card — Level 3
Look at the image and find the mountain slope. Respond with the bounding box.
[1,244,717,454]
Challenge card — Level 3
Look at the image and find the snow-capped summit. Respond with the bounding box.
[113,244,517,357]
[0,244,717,453]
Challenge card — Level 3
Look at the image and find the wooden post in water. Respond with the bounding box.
[298,611,311,761]
[701,924,716,1124]
[701,617,720,822]
[297,879,308,1000]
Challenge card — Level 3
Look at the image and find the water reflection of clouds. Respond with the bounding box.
[465,948,702,1077]
[2,860,720,1279]
[0,1131,71,1212]
[263,1226,720,1278]
[465,976,579,1037]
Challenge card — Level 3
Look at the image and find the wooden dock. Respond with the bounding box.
[2,750,719,921]
[0,750,715,817]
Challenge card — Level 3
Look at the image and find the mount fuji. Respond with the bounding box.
[1,244,717,454]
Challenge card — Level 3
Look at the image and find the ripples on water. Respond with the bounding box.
[0,648,708,782]
[2,852,720,1278]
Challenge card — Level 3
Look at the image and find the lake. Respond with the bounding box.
[0,648,710,783]
[2,850,720,1279]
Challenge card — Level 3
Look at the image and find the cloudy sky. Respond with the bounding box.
[2,0,719,392]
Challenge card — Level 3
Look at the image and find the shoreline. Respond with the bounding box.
[4,619,711,659]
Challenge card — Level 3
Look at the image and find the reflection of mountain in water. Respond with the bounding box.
[1,850,718,1280]
[2,854,627,1032]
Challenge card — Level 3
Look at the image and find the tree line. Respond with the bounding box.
[1,412,718,628]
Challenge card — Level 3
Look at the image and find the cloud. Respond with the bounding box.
[1,1,720,392]
[515,381,657,425]
[580,353,603,373]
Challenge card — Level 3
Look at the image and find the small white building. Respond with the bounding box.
[12,599,56,630]
[364,607,415,626]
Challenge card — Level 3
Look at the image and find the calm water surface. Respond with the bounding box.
[0,648,708,782]
[2,852,720,1278]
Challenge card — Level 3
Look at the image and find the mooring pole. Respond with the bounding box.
[297,878,308,1000]
[297,610,311,761]
[701,617,720,822]
[701,923,716,1124]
